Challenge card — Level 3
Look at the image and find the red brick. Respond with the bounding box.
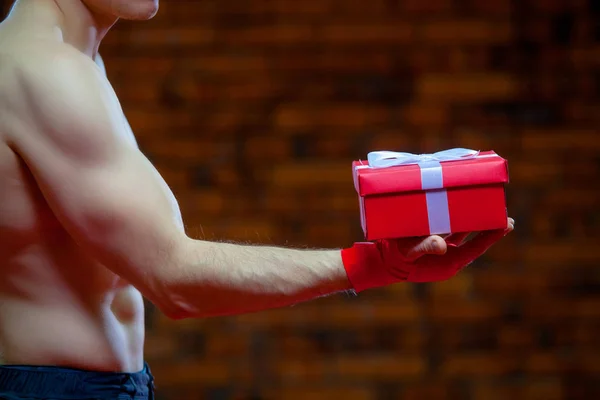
[208,219,279,242]
[366,132,416,153]
[408,48,451,73]
[403,0,454,14]
[165,0,333,18]
[542,189,600,209]
[123,27,215,48]
[403,103,450,127]
[150,360,231,386]
[321,23,414,44]
[429,274,473,299]
[221,26,315,46]
[524,299,600,321]
[573,324,600,346]
[305,221,358,247]
[274,104,389,130]
[520,129,600,152]
[508,160,563,186]
[570,47,600,69]
[276,358,330,381]
[529,0,569,13]
[269,161,351,188]
[264,386,375,400]
[477,235,523,265]
[472,381,563,400]
[453,129,512,154]
[272,52,392,74]
[195,55,269,75]
[416,73,518,102]
[232,301,421,329]
[522,381,564,400]
[497,326,535,349]
[140,137,227,161]
[314,137,355,157]
[380,282,415,300]
[468,0,514,15]
[273,355,426,382]
[524,353,564,374]
[144,333,178,360]
[104,57,174,76]
[245,136,291,163]
[473,272,550,299]
[523,242,600,266]
[261,190,305,214]
[403,382,456,400]
[275,336,319,356]
[440,353,519,377]
[112,80,160,104]
[126,109,198,133]
[204,334,249,358]
[420,20,513,44]
[564,100,600,122]
[424,300,503,321]
[334,354,426,380]
[178,190,226,217]
[469,384,519,400]
[528,214,554,238]
[395,327,428,349]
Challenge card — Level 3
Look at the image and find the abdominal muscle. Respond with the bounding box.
[0,142,146,373]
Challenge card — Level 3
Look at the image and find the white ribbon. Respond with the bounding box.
[367,148,479,169]
[364,148,480,235]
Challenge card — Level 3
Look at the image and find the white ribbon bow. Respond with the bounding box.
[367,148,480,168]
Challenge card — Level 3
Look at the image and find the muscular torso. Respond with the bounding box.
[0,22,181,373]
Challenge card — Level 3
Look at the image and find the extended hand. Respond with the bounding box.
[341,218,514,291]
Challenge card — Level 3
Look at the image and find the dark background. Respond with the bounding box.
[3,1,600,399]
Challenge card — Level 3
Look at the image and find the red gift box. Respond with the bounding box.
[352,148,509,240]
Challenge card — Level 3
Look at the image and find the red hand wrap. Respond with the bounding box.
[341,229,510,291]
[341,241,413,292]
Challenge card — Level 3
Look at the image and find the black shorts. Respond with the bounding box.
[0,362,155,399]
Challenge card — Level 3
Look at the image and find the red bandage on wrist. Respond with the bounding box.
[341,242,409,292]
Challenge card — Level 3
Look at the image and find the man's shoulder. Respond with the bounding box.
[2,44,119,151]
[6,46,113,123]
[22,45,101,85]
[0,40,100,97]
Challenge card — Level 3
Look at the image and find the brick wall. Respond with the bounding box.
[7,0,600,398]
[111,1,600,399]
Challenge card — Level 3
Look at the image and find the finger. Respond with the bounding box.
[404,235,447,261]
[391,236,433,256]
[409,228,508,282]
[444,227,511,269]
[444,232,471,247]
[446,217,514,248]
[507,217,515,230]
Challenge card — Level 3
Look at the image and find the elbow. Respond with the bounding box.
[149,277,195,320]
[151,280,230,320]
[151,288,194,320]
[145,237,220,320]
[148,236,196,320]
[139,262,190,320]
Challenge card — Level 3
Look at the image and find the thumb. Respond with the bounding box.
[405,235,447,260]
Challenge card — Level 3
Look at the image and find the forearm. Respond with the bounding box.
[160,238,353,319]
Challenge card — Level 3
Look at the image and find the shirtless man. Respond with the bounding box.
[0,0,514,398]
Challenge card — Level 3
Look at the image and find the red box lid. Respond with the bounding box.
[353,150,509,197]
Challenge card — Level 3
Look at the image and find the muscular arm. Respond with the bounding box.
[11,52,351,319]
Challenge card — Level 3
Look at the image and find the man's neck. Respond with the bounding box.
[7,0,117,58]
